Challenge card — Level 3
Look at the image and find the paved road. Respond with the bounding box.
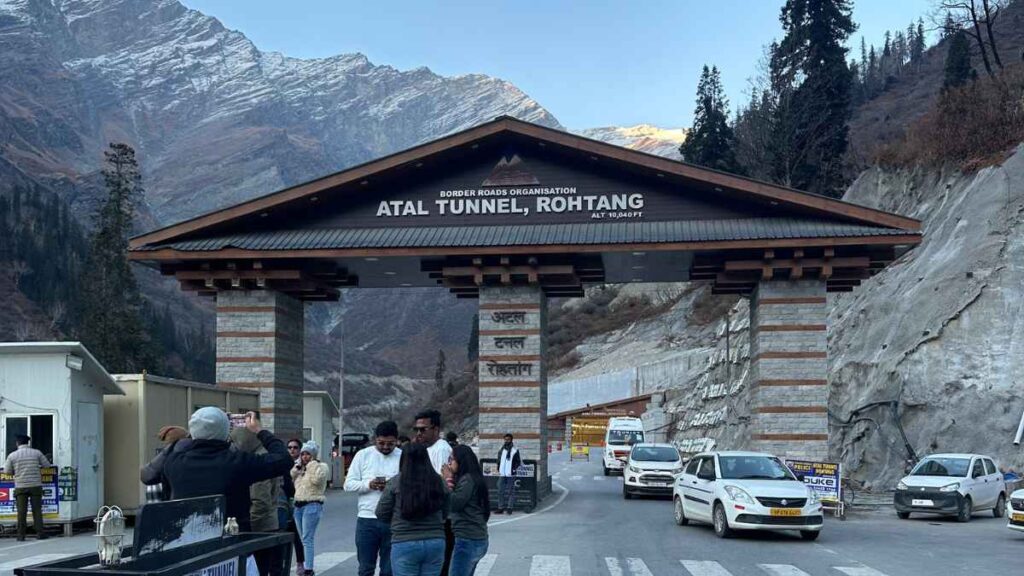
[1,451,1019,575]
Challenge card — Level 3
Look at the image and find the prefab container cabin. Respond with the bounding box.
[0,342,123,535]
[302,390,341,485]
[104,374,259,514]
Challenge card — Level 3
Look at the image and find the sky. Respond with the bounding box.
[180,0,934,130]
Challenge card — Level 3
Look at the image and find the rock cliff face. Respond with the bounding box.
[553,146,1024,487]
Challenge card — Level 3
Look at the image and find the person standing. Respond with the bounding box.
[4,435,50,541]
[412,410,453,574]
[292,441,329,576]
[231,427,283,576]
[162,408,292,532]
[345,421,402,576]
[375,443,450,576]
[443,446,490,576]
[445,432,459,449]
[496,434,521,515]
[285,439,305,576]
[140,425,189,503]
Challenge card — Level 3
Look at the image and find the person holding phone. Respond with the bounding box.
[344,421,402,576]
[292,440,329,576]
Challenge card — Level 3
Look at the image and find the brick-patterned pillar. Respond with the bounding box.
[216,290,305,440]
[749,280,828,461]
[478,286,550,497]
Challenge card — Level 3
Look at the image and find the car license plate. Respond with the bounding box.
[1012,513,1024,522]
[911,499,934,507]
[770,508,801,517]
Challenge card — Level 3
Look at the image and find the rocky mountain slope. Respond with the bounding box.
[552,146,1024,487]
[576,125,685,159]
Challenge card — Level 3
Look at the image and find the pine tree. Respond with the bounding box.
[772,0,856,197]
[77,143,161,373]
[943,29,973,89]
[679,65,739,173]
[911,18,926,65]
[434,349,446,390]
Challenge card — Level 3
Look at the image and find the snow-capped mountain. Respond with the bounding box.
[577,124,686,159]
[0,0,561,223]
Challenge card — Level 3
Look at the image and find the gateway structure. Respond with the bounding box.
[129,117,922,496]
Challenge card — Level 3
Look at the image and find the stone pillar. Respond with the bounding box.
[478,286,550,497]
[216,290,305,440]
[749,280,828,461]
[641,393,669,444]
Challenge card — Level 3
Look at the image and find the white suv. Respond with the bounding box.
[672,451,824,540]
[623,443,683,499]
[894,453,1006,522]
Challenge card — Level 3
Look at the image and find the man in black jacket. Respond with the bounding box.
[162,408,292,532]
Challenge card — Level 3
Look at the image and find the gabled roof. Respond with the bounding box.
[130,116,920,251]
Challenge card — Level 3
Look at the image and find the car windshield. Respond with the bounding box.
[910,457,971,477]
[631,446,679,462]
[608,430,644,446]
[719,456,796,480]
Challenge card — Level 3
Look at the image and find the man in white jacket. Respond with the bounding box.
[344,421,401,576]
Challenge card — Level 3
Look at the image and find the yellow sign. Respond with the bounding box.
[769,508,802,517]
[570,444,590,461]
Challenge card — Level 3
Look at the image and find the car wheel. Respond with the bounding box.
[713,502,734,538]
[956,497,972,523]
[800,530,820,541]
[674,497,689,526]
[603,467,609,477]
[896,511,910,520]
[994,493,1006,518]
[623,488,632,500]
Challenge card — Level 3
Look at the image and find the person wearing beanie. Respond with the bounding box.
[140,426,192,503]
[292,440,330,576]
[162,409,292,533]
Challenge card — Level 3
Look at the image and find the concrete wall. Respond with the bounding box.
[549,368,636,416]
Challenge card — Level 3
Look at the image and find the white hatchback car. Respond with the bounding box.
[894,453,1006,522]
[623,443,684,499]
[672,451,823,540]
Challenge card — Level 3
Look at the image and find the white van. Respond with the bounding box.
[603,417,645,476]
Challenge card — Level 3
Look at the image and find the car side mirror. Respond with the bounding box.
[795,473,806,482]
[697,470,716,481]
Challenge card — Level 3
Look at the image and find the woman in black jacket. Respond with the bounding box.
[445,445,490,576]
[375,443,450,576]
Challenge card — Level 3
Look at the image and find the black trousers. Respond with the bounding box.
[287,518,305,565]
[15,486,44,539]
[440,519,454,576]
[253,544,282,576]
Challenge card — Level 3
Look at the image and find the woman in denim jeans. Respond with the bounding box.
[444,446,490,576]
[375,443,450,576]
[292,441,329,576]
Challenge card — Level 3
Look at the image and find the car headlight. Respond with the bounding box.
[629,465,640,474]
[672,466,684,475]
[724,485,755,504]
[939,482,960,492]
[806,488,820,504]
[897,481,908,491]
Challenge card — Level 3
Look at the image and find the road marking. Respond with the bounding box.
[571,475,583,481]
[488,482,571,527]
[530,555,570,576]
[593,475,605,481]
[312,552,355,572]
[759,565,811,576]
[553,474,561,479]
[475,554,498,576]
[625,557,654,576]
[605,557,624,576]
[834,568,889,576]
[681,560,732,576]
[0,554,74,571]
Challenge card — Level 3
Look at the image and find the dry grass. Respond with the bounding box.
[874,64,1024,171]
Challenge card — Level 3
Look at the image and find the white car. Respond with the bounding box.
[623,443,683,499]
[1008,488,1024,532]
[672,451,823,540]
[894,453,1006,522]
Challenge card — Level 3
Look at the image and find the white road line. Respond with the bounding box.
[605,557,624,576]
[834,567,889,576]
[0,554,74,571]
[312,552,355,573]
[626,557,654,576]
[571,475,583,481]
[758,565,811,576]
[487,482,571,527]
[530,555,570,576]
[475,554,498,576]
[681,559,733,576]
[593,475,607,481]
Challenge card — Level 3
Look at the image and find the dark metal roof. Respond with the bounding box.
[134,218,916,253]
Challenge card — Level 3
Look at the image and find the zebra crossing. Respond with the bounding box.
[0,551,893,576]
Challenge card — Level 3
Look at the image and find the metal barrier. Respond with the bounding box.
[15,496,291,576]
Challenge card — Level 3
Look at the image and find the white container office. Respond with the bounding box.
[0,342,123,534]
